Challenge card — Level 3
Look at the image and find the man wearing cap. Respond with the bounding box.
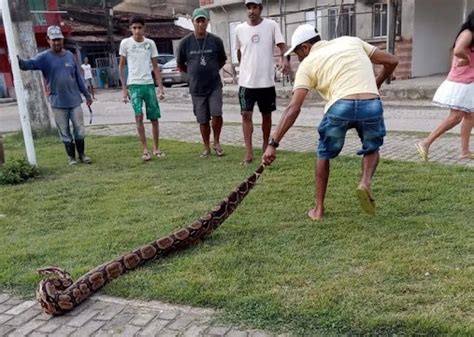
[177,8,227,158]
[18,25,93,166]
[262,24,399,220]
[235,0,290,165]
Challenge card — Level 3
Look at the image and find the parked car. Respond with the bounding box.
[157,53,175,66]
[160,58,189,87]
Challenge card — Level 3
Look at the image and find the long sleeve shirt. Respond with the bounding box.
[19,50,90,108]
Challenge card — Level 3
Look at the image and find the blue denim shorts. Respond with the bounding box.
[317,98,386,160]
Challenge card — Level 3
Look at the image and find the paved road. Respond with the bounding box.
[0,88,465,134]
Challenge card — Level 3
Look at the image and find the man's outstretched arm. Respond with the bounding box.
[370,49,399,88]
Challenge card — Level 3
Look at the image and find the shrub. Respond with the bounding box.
[0,159,39,185]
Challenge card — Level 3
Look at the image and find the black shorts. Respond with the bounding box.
[239,86,276,114]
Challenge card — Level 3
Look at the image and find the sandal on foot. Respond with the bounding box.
[415,143,429,162]
[153,151,165,158]
[460,153,473,160]
[142,152,151,161]
[200,150,211,158]
[356,186,376,215]
[213,147,225,157]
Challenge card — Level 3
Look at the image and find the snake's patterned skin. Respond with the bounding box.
[36,165,265,315]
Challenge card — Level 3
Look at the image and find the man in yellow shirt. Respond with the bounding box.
[262,24,398,220]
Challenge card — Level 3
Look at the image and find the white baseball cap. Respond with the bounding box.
[245,0,262,5]
[284,24,320,56]
[47,25,64,40]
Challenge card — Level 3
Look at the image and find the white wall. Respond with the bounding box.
[412,0,464,77]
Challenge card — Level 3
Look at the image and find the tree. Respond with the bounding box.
[9,0,53,134]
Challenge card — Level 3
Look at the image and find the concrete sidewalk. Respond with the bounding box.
[89,122,473,168]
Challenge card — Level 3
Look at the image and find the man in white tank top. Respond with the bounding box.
[235,0,290,165]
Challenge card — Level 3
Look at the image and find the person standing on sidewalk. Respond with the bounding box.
[18,25,93,166]
[416,11,474,161]
[177,8,226,158]
[119,15,165,161]
[235,0,290,165]
[262,24,398,220]
[81,57,95,100]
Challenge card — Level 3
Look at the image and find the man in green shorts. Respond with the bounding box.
[119,15,165,161]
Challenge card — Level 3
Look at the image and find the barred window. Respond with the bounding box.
[373,3,388,38]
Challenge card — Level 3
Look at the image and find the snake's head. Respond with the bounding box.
[37,267,72,282]
[36,267,74,316]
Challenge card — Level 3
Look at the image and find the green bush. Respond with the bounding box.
[0,159,39,185]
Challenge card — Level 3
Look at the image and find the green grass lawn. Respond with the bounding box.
[0,134,473,335]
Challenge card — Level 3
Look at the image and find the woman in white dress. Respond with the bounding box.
[416,11,474,161]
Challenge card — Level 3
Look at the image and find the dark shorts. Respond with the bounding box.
[317,98,386,160]
[239,86,276,114]
[191,87,223,124]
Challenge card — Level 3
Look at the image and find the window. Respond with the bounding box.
[373,3,387,38]
[328,5,355,40]
[305,10,322,34]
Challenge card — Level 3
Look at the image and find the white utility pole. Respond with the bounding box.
[1,0,37,166]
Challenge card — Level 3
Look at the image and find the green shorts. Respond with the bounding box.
[128,84,161,120]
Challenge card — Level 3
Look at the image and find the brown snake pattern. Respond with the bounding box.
[36,165,265,316]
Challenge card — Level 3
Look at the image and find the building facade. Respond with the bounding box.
[200,0,474,79]
[0,0,69,97]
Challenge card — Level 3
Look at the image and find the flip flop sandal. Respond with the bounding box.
[460,153,474,160]
[200,150,211,158]
[356,186,376,215]
[153,151,165,158]
[213,147,225,157]
[142,152,151,161]
[415,143,429,162]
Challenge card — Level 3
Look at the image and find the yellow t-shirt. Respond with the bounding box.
[293,36,379,112]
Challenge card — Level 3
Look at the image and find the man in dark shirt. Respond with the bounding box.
[177,8,227,158]
[18,26,93,165]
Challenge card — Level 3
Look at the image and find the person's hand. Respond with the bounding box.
[122,89,129,103]
[158,90,165,101]
[277,57,291,75]
[262,146,277,166]
[86,97,93,106]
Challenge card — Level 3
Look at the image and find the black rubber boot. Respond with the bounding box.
[75,139,92,164]
[64,142,77,166]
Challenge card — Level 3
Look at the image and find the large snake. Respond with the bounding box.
[37,165,265,316]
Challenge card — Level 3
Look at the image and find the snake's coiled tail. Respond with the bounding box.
[37,165,265,316]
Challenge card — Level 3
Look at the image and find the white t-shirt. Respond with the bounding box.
[119,37,158,85]
[235,18,285,88]
[81,64,93,80]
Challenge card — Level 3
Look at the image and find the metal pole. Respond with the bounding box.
[0,135,5,166]
[462,0,467,20]
[1,0,37,166]
[314,0,318,28]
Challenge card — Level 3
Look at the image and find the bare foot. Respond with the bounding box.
[307,208,324,221]
[240,157,253,166]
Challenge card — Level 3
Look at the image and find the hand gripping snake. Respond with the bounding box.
[36,165,265,315]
